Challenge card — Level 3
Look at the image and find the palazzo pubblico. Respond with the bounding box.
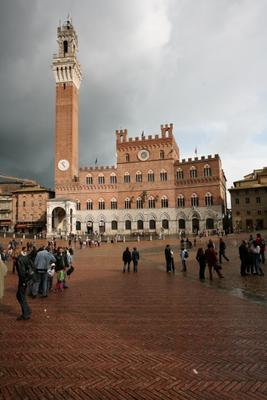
[47,20,227,237]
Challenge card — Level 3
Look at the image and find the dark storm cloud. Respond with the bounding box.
[0,0,267,190]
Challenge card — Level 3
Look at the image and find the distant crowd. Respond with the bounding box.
[163,233,265,281]
[0,232,265,321]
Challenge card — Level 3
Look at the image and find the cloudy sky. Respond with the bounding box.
[1,0,267,200]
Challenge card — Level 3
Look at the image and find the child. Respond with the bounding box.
[55,268,65,292]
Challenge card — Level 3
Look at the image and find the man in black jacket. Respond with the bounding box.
[122,247,132,272]
[16,247,32,320]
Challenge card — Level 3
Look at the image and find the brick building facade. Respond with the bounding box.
[229,167,267,232]
[47,20,227,237]
[0,177,54,234]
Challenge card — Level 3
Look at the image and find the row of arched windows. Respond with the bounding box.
[177,193,213,207]
[85,165,212,185]
[176,165,212,180]
[76,217,215,231]
[76,193,213,210]
[85,170,168,185]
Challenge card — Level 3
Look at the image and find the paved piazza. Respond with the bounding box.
[0,234,267,400]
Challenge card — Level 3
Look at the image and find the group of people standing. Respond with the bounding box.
[1,241,74,321]
[239,233,265,276]
[122,247,140,272]
[164,244,189,273]
[165,238,228,280]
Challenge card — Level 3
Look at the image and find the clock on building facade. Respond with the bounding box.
[138,149,150,161]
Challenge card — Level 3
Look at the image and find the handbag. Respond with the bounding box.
[67,265,74,276]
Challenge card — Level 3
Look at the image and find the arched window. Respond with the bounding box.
[111,220,118,230]
[76,200,81,210]
[125,220,131,230]
[125,153,130,162]
[98,174,105,184]
[98,198,105,210]
[111,198,117,209]
[191,193,199,207]
[190,166,197,178]
[178,219,185,229]
[63,40,68,55]
[160,150,165,160]
[161,196,168,208]
[86,174,93,185]
[160,169,167,181]
[205,192,213,206]
[137,220,144,230]
[176,168,184,180]
[149,219,156,230]
[136,197,143,209]
[124,172,130,183]
[76,221,81,230]
[147,170,154,182]
[148,196,155,208]
[162,219,169,229]
[136,171,142,182]
[204,164,212,177]
[177,195,185,208]
[86,199,93,210]
[124,198,131,209]
[206,218,214,229]
[110,173,117,184]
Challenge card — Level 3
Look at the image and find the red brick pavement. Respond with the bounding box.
[0,236,267,400]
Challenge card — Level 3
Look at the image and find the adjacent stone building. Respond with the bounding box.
[229,167,267,232]
[47,20,227,237]
[0,176,54,234]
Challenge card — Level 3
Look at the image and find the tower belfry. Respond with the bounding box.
[52,19,82,187]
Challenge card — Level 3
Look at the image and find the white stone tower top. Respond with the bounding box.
[52,19,82,89]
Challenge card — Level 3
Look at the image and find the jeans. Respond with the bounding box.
[133,261,138,272]
[32,271,49,296]
[16,282,31,319]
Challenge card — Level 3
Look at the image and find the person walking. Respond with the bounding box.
[205,244,224,280]
[164,245,172,273]
[131,247,140,273]
[0,258,8,301]
[122,247,132,272]
[196,248,206,280]
[219,238,229,263]
[15,247,33,320]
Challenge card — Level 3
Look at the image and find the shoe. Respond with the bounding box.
[16,315,30,321]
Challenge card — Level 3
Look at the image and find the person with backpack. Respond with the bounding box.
[180,248,189,272]
[15,247,33,320]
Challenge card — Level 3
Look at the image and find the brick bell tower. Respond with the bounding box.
[52,19,82,189]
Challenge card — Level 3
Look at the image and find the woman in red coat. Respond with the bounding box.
[205,244,224,280]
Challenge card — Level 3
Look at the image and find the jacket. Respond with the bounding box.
[16,254,33,283]
[34,250,56,272]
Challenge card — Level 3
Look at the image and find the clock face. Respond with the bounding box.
[138,149,149,161]
[58,159,70,171]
